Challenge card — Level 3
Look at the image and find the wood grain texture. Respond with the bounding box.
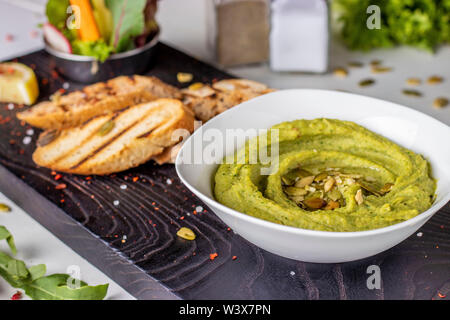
[0,43,448,300]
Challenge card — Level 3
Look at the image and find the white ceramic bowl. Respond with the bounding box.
[175,89,450,263]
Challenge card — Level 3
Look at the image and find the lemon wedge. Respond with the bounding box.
[0,62,39,105]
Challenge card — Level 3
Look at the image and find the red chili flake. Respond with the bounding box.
[30,30,39,38]
[132,177,139,182]
[209,253,218,261]
[55,183,67,190]
[11,291,22,300]
[193,210,197,215]
[58,88,66,94]
[232,256,237,260]
[227,227,231,231]
[51,70,59,79]
[180,216,185,220]
[54,174,62,180]
[154,207,159,211]
[60,199,65,203]
[438,292,446,298]
[85,176,92,180]
[5,34,14,42]
[9,139,15,145]
[51,171,57,176]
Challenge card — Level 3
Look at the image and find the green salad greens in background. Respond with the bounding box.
[0,225,108,300]
[333,0,450,51]
[44,0,158,62]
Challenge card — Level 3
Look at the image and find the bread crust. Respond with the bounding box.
[33,99,194,175]
[18,76,182,130]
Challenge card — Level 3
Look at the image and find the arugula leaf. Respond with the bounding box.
[23,274,108,300]
[0,226,108,300]
[0,225,17,255]
[46,0,70,31]
[106,0,147,52]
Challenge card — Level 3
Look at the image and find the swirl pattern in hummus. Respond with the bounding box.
[214,119,436,232]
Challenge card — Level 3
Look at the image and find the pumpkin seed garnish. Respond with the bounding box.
[304,197,326,209]
[324,200,340,210]
[359,79,375,87]
[380,183,394,194]
[324,177,335,193]
[285,187,308,196]
[355,189,364,205]
[0,203,11,212]
[406,78,421,86]
[357,180,382,196]
[433,97,449,109]
[37,129,60,147]
[177,227,196,240]
[402,89,422,97]
[314,172,328,182]
[427,76,443,85]
[281,176,294,186]
[97,120,115,136]
[295,176,315,188]
[327,188,342,201]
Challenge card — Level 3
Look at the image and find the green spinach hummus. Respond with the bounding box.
[214,119,436,232]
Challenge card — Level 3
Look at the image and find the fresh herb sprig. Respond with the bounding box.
[0,225,108,300]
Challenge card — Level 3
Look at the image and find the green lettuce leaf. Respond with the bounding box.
[333,0,450,51]
[0,225,17,255]
[72,39,114,62]
[46,0,70,31]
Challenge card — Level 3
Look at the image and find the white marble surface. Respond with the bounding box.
[0,0,449,301]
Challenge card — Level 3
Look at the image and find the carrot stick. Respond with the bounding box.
[70,0,101,41]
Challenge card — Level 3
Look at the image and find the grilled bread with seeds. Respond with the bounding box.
[17,75,182,130]
[182,79,275,122]
[33,99,195,175]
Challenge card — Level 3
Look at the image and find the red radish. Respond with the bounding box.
[43,22,72,54]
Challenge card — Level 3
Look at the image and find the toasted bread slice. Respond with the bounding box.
[181,79,274,122]
[17,75,182,130]
[33,99,194,175]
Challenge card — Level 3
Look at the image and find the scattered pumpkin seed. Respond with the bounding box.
[188,82,204,90]
[333,67,348,78]
[177,227,196,240]
[406,78,421,86]
[324,200,340,210]
[0,203,11,212]
[295,176,315,188]
[355,189,364,205]
[370,60,381,66]
[177,72,193,83]
[290,195,305,203]
[348,61,363,68]
[359,79,375,87]
[371,66,392,74]
[427,75,443,85]
[97,120,115,136]
[433,97,449,109]
[402,89,422,97]
[37,129,60,147]
[304,197,326,209]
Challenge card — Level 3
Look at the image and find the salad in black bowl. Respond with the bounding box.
[43,0,159,83]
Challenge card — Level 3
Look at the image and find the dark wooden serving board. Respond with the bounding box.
[0,43,449,300]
